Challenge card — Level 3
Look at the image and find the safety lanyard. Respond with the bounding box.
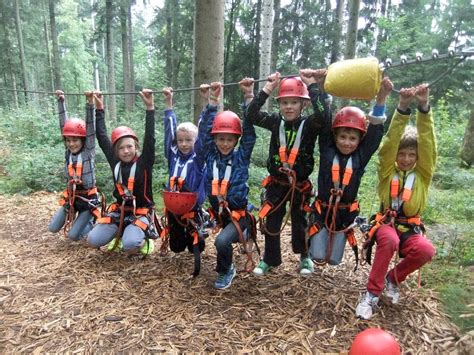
[68,153,83,183]
[212,158,232,200]
[170,155,194,191]
[114,161,137,198]
[331,155,353,192]
[390,171,416,211]
[278,119,305,169]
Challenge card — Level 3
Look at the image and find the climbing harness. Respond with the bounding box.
[97,161,159,254]
[258,120,313,237]
[309,155,360,267]
[59,153,103,238]
[211,157,260,273]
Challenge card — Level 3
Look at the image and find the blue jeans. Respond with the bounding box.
[86,212,149,251]
[48,206,94,241]
[214,215,251,274]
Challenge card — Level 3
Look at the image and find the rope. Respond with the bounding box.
[390,56,468,94]
[0,49,470,96]
[0,74,299,96]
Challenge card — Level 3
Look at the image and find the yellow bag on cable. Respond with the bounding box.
[324,57,383,100]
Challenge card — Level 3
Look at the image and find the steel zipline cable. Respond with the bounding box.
[0,49,472,97]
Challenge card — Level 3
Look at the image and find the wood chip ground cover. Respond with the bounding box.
[0,192,472,353]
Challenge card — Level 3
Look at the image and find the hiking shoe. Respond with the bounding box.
[300,257,314,275]
[107,239,123,252]
[356,291,379,320]
[214,264,236,290]
[140,239,155,255]
[253,260,273,276]
[384,276,400,304]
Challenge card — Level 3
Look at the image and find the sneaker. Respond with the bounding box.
[253,260,273,276]
[384,276,400,304]
[107,239,123,252]
[356,291,379,320]
[300,257,314,275]
[214,265,236,290]
[140,239,155,255]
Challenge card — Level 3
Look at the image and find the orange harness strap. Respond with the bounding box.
[278,119,306,169]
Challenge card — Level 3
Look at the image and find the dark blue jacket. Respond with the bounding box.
[198,104,256,212]
[315,106,385,229]
[164,109,206,208]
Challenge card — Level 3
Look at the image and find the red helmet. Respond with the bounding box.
[111,126,138,145]
[162,191,198,215]
[62,118,86,137]
[276,77,310,100]
[211,111,242,136]
[332,106,367,133]
[349,328,401,355]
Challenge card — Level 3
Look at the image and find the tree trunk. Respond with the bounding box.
[0,0,19,108]
[127,3,135,106]
[290,0,301,63]
[13,0,28,102]
[341,0,360,107]
[270,0,280,72]
[224,0,239,83]
[259,0,273,93]
[106,0,117,120]
[120,0,133,112]
[330,0,345,64]
[344,0,361,60]
[461,106,474,167]
[91,0,100,90]
[192,0,224,121]
[164,0,175,87]
[259,0,273,112]
[42,1,54,93]
[374,0,388,58]
[48,0,61,90]
[253,0,262,78]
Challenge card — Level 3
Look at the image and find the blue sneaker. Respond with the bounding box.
[214,265,236,290]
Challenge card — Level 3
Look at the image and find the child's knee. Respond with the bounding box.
[48,222,62,233]
[417,239,436,262]
[214,236,228,252]
[375,225,399,251]
[122,229,145,251]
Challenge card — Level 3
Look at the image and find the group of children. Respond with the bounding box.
[48,69,437,320]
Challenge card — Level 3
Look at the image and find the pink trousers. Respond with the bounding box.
[367,224,436,296]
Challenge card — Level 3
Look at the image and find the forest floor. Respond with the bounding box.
[0,192,472,353]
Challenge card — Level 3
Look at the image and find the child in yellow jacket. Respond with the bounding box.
[356,84,436,320]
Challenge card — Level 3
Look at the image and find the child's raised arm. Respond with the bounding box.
[239,77,255,105]
[93,91,104,110]
[85,91,94,106]
[375,77,393,106]
[397,87,416,112]
[415,84,430,112]
[300,68,326,88]
[209,82,222,106]
[84,91,96,154]
[139,88,155,110]
[262,72,281,96]
[56,90,67,132]
[162,87,173,110]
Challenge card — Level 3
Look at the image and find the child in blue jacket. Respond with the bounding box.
[308,77,393,266]
[198,79,256,289]
[161,87,207,276]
